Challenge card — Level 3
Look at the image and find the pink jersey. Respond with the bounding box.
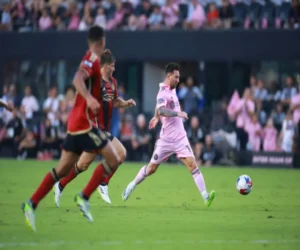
[245,122,261,151]
[263,127,277,152]
[236,99,255,128]
[156,83,186,142]
[291,94,300,124]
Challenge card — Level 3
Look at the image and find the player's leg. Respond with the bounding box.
[75,138,120,222]
[22,149,79,231]
[122,162,160,201]
[98,136,127,204]
[177,138,215,207]
[122,139,171,201]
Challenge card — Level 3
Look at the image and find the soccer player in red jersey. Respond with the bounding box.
[21,26,128,231]
[53,49,136,208]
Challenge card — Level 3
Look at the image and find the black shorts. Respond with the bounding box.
[62,127,109,155]
[103,131,114,141]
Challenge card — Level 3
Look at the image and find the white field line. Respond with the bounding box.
[0,239,300,248]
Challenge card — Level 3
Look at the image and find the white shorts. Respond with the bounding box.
[150,136,194,164]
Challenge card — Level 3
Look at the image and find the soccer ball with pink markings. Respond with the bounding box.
[236,175,252,195]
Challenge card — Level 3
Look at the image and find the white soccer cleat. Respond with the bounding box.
[53,182,62,208]
[122,181,136,201]
[97,185,112,204]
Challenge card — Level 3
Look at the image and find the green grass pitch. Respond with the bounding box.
[0,159,300,250]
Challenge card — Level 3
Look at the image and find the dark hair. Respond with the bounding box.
[100,49,116,66]
[165,62,180,74]
[88,25,105,43]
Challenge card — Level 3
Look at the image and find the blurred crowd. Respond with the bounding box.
[0,0,299,31]
[1,73,300,166]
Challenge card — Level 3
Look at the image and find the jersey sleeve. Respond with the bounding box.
[156,88,167,109]
[79,53,99,78]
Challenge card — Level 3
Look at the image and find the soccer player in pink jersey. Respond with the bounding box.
[122,63,216,207]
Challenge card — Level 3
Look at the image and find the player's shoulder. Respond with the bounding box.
[159,83,167,92]
[82,51,99,63]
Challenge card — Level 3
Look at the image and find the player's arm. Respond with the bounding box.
[73,69,93,100]
[113,97,136,108]
[73,57,100,114]
[0,99,13,112]
[157,106,188,119]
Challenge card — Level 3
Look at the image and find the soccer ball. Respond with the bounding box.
[236,175,252,195]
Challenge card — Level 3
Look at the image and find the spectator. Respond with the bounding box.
[187,116,206,161]
[266,81,281,108]
[0,107,24,157]
[253,79,268,103]
[290,82,300,126]
[5,83,22,108]
[20,85,39,121]
[219,0,234,28]
[120,114,134,160]
[17,130,37,160]
[256,99,267,126]
[161,0,179,29]
[272,102,285,132]
[234,88,255,150]
[50,2,65,30]
[40,118,59,160]
[263,118,277,152]
[245,113,261,151]
[67,5,80,30]
[249,74,258,97]
[289,0,300,28]
[107,0,124,30]
[94,7,106,29]
[0,2,12,31]
[39,7,52,31]
[78,1,94,31]
[200,134,217,166]
[148,4,163,29]
[43,85,60,126]
[63,86,75,113]
[206,2,220,28]
[280,111,294,152]
[178,76,203,115]
[57,112,68,149]
[30,0,43,30]
[132,0,152,30]
[281,75,297,107]
[132,114,151,161]
[184,0,206,30]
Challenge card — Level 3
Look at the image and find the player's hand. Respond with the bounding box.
[87,95,100,114]
[177,111,188,120]
[127,99,136,107]
[149,116,159,129]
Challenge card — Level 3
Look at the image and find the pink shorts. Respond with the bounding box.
[150,136,194,164]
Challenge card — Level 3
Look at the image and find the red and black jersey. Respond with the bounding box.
[97,77,118,131]
[67,50,102,134]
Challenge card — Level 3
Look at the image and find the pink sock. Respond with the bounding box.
[191,168,208,199]
[133,166,148,185]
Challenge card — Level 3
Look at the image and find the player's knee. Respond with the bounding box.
[106,155,120,170]
[147,165,158,175]
[187,160,198,173]
[118,148,127,164]
[77,162,89,172]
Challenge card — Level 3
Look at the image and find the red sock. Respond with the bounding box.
[82,163,106,199]
[102,168,116,185]
[31,172,57,208]
[59,166,79,189]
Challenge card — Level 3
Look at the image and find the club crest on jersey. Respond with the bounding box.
[111,82,115,93]
[160,87,165,91]
[169,100,175,109]
[83,60,93,68]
